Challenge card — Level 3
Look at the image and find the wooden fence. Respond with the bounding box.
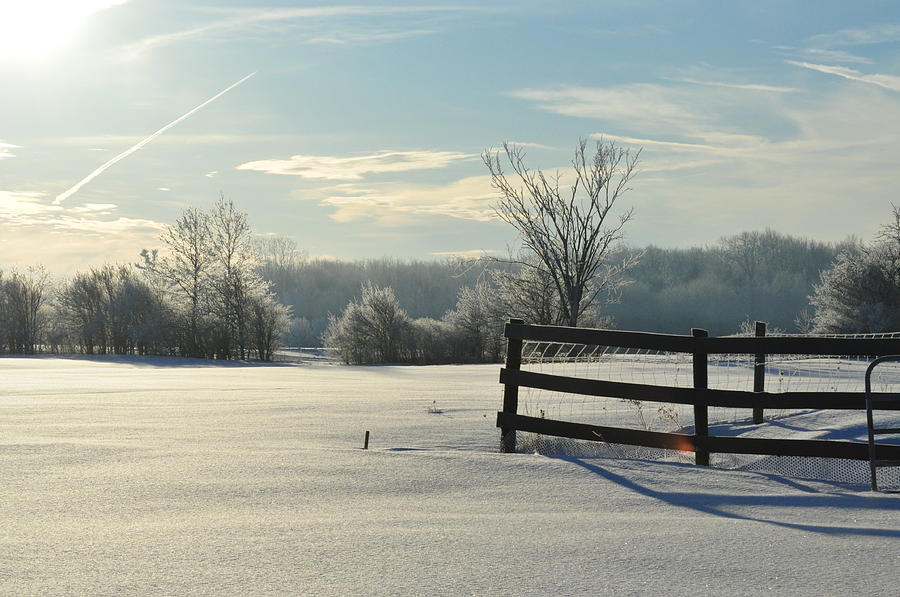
[497,319,900,466]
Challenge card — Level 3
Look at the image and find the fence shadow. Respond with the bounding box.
[560,456,900,538]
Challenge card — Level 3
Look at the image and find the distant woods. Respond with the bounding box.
[265,228,861,364]
[0,212,892,364]
[607,230,852,336]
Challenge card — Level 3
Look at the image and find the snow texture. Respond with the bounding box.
[0,356,898,596]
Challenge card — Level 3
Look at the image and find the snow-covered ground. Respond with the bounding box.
[1,356,898,596]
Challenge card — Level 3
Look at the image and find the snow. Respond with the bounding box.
[1,356,898,596]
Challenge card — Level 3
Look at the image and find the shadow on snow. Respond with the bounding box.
[558,456,900,538]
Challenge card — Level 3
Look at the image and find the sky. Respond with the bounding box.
[2,1,900,271]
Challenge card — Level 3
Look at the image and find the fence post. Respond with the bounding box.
[500,318,525,453]
[753,321,766,424]
[692,328,710,466]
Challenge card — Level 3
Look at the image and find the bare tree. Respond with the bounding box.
[247,292,291,361]
[0,266,49,353]
[58,264,172,355]
[154,207,215,357]
[210,197,263,359]
[483,138,641,327]
[491,253,559,326]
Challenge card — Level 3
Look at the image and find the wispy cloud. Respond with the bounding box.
[509,83,775,149]
[1,191,159,232]
[0,140,20,159]
[774,45,873,65]
[303,175,497,224]
[205,171,218,178]
[777,23,900,69]
[672,78,800,93]
[806,23,900,48]
[0,190,164,270]
[593,133,718,152]
[237,150,476,181]
[0,191,60,224]
[122,5,477,56]
[504,141,563,151]
[54,72,255,204]
[787,61,900,92]
[431,248,496,257]
[306,28,435,45]
[510,84,706,137]
[511,74,900,245]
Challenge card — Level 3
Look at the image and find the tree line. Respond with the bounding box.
[0,224,888,364]
[0,198,290,360]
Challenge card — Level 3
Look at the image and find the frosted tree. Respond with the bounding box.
[810,206,900,333]
[0,266,50,354]
[154,207,215,357]
[324,283,412,364]
[248,292,291,361]
[58,265,172,355]
[483,138,641,327]
[209,197,265,359]
[444,281,506,362]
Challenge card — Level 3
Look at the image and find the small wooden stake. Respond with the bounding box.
[363,430,370,450]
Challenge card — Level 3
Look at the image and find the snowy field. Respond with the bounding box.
[1,356,899,596]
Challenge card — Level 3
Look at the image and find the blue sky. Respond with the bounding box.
[2,1,900,271]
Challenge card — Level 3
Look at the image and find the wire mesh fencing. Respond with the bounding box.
[510,336,900,490]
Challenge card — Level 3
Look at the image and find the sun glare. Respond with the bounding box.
[0,1,125,59]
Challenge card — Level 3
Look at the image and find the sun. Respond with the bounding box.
[0,1,125,59]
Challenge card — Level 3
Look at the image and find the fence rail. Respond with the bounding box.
[505,321,900,355]
[497,319,900,466]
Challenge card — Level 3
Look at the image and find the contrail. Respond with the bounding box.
[54,71,256,205]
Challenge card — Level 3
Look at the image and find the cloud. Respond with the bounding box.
[431,249,496,257]
[510,82,781,151]
[0,190,165,270]
[0,191,61,223]
[593,134,718,152]
[806,23,900,48]
[158,187,170,192]
[0,191,161,233]
[237,150,476,180]
[121,5,478,56]
[773,23,900,70]
[306,28,435,45]
[511,84,704,133]
[301,175,497,225]
[205,171,218,178]
[67,202,118,214]
[503,141,563,151]
[787,61,900,92]
[672,78,801,93]
[510,75,900,246]
[0,140,20,159]
[774,44,874,65]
